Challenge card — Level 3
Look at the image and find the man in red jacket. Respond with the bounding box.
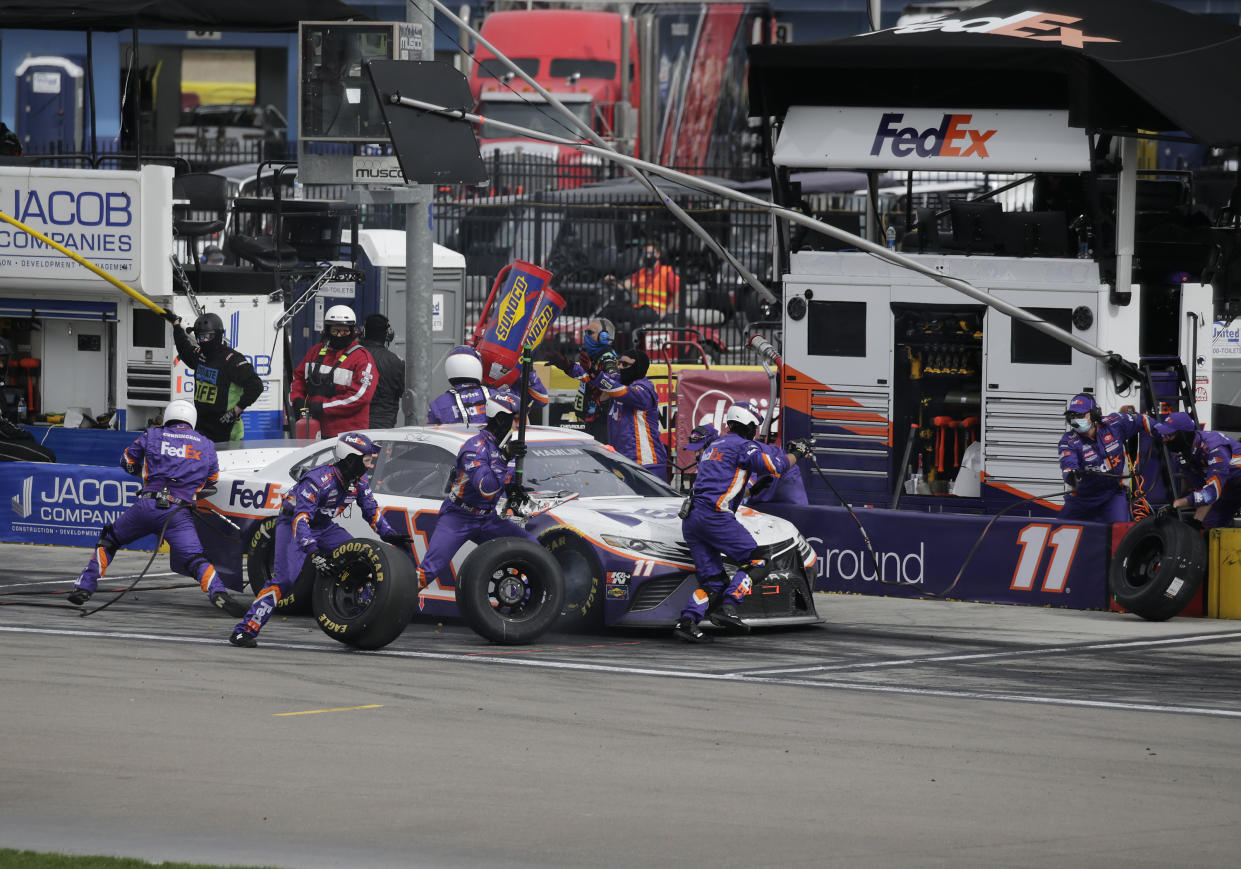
[289,305,377,437]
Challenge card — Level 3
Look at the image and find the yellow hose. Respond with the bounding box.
[0,209,171,316]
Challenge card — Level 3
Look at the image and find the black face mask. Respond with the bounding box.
[336,453,366,483]
[328,330,353,349]
[1168,431,1195,459]
[643,255,658,269]
[619,353,649,385]
[486,413,514,442]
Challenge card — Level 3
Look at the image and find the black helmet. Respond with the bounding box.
[192,312,225,347]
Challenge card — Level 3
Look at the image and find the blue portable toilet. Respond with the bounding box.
[16,56,84,153]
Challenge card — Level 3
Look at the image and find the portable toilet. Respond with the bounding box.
[15,56,84,153]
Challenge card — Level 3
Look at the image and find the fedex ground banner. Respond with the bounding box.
[2,462,157,550]
[773,106,1090,172]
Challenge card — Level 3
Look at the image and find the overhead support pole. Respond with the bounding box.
[421,0,777,305]
[1113,136,1139,305]
[389,91,1123,364]
[405,0,436,426]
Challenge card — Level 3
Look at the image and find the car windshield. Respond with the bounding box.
[525,443,677,498]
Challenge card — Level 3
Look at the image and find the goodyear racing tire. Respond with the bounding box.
[540,529,605,630]
[1109,515,1207,621]
[245,515,314,614]
[311,539,418,649]
[457,538,565,645]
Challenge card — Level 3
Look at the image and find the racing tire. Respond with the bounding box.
[540,529,605,630]
[456,538,565,645]
[311,539,418,649]
[1109,515,1207,621]
[245,515,314,614]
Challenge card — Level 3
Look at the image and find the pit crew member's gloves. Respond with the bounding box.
[161,311,181,326]
[307,399,326,420]
[747,476,773,499]
[1064,469,1082,488]
[1152,504,1175,521]
[381,533,413,547]
[542,348,575,377]
[290,398,308,417]
[119,456,138,476]
[786,438,814,459]
[219,408,241,425]
[197,485,218,500]
[309,552,336,579]
[500,441,527,462]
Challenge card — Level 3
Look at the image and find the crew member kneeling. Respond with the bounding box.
[68,399,245,616]
[417,389,535,593]
[229,432,407,647]
[674,402,805,643]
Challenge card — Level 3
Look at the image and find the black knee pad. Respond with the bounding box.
[97,523,121,553]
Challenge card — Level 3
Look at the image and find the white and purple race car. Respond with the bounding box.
[200,425,820,645]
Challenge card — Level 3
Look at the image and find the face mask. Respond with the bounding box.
[1068,416,1092,433]
[328,330,352,349]
[643,255,657,269]
[584,330,611,357]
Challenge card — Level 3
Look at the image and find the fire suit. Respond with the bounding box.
[745,442,809,505]
[290,340,377,437]
[592,367,667,477]
[680,432,790,624]
[73,423,224,598]
[426,373,549,425]
[1058,411,1149,522]
[235,463,399,637]
[417,429,534,587]
[1175,428,1241,528]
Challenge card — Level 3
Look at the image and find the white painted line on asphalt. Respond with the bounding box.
[0,572,179,588]
[3,624,1241,720]
[729,631,1241,676]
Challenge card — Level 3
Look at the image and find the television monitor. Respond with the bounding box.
[949,200,1003,254]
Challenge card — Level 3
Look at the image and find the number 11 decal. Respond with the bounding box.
[1010,523,1082,593]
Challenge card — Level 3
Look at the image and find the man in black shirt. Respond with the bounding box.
[360,313,406,429]
[169,312,265,442]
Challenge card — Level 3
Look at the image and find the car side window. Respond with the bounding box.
[289,446,336,481]
[371,442,456,499]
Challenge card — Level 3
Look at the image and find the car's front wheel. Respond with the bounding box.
[456,539,564,644]
[540,529,604,630]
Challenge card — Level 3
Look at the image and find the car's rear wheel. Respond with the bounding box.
[245,515,314,614]
[312,539,418,649]
[456,539,564,644]
[1109,515,1206,621]
[540,529,604,630]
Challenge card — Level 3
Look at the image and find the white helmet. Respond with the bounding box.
[163,398,197,428]
[324,305,357,327]
[724,401,763,431]
[445,345,483,384]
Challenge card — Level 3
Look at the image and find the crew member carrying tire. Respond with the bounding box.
[416,389,535,593]
[229,432,410,647]
[289,305,377,438]
[1156,411,1241,527]
[67,399,245,616]
[674,401,804,643]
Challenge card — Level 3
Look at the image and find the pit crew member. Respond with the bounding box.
[67,399,246,616]
[1058,394,1151,522]
[229,432,409,647]
[591,349,667,478]
[416,390,535,592]
[675,402,804,643]
[1157,412,1241,528]
[428,344,548,425]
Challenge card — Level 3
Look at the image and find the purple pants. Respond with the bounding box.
[1202,490,1241,529]
[76,499,221,596]
[418,504,535,582]
[680,507,758,623]
[237,517,353,636]
[1060,490,1129,523]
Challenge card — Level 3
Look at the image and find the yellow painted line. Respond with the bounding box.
[273,704,384,717]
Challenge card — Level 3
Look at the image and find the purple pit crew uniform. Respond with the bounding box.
[1058,410,1150,522]
[427,374,548,425]
[235,463,398,637]
[745,442,809,505]
[1175,428,1241,528]
[72,424,225,599]
[417,429,535,587]
[592,367,667,477]
[680,431,790,624]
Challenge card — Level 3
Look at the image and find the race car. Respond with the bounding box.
[199,425,820,640]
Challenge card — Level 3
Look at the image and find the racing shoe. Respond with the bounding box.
[66,587,92,606]
[228,629,258,648]
[708,603,751,634]
[672,617,713,644]
[210,590,248,618]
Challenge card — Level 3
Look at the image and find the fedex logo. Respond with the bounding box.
[229,480,285,510]
[890,11,1117,48]
[159,441,203,461]
[871,113,996,159]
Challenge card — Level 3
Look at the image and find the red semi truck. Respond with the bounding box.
[468,4,766,184]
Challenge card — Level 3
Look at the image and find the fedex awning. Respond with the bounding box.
[749,0,1241,147]
[0,298,117,321]
[772,107,1090,171]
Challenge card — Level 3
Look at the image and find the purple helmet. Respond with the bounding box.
[1154,412,1197,436]
[335,431,380,460]
[687,423,718,451]
[485,388,520,419]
